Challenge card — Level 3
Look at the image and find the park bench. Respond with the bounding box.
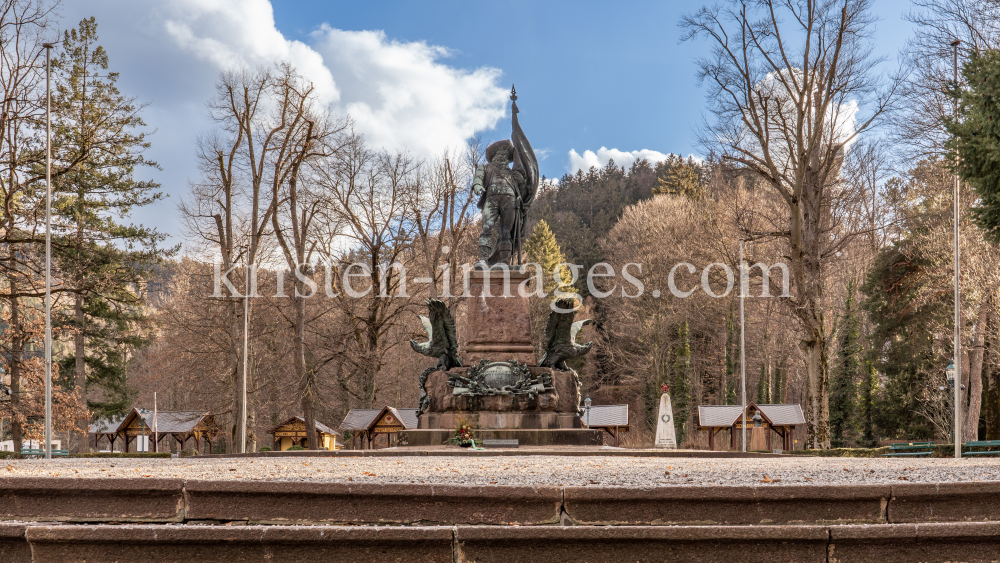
[19,448,68,457]
[882,441,934,457]
[964,440,1000,456]
[482,439,519,448]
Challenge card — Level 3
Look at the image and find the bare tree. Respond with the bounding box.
[682,0,900,447]
[0,0,58,452]
[179,65,326,452]
[408,143,481,299]
[267,65,346,449]
[317,135,418,409]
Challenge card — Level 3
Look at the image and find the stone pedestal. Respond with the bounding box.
[398,428,602,447]
[412,268,597,447]
[462,269,535,365]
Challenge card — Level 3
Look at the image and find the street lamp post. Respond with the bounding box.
[42,41,55,461]
[584,395,592,429]
[951,38,963,459]
[942,362,965,446]
[138,409,149,453]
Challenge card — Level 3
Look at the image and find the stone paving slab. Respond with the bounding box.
[0,523,31,563]
[888,481,1000,523]
[0,478,184,522]
[564,484,890,525]
[184,481,562,525]
[456,525,831,562]
[829,522,1000,562]
[25,524,454,563]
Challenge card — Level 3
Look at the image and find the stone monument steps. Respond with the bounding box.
[0,478,999,560]
[3,522,1000,561]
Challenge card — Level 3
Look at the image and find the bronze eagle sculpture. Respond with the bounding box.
[538,298,593,370]
[410,298,463,371]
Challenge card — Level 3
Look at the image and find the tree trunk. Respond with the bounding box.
[801,329,831,449]
[965,302,993,442]
[294,290,317,450]
[74,294,88,451]
[986,309,1000,440]
[8,291,22,453]
[230,296,245,454]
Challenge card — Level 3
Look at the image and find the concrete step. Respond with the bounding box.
[3,522,1000,562]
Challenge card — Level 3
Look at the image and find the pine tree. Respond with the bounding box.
[947,50,1000,241]
[523,219,574,296]
[757,363,769,404]
[830,285,861,447]
[859,360,878,447]
[524,220,578,365]
[773,366,784,403]
[50,18,170,423]
[724,312,738,405]
[653,161,701,198]
[672,321,692,445]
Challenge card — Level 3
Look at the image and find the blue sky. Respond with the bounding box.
[62,0,918,244]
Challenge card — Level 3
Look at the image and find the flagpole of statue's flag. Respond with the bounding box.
[43,41,55,461]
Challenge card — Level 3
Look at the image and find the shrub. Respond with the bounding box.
[259,446,272,452]
[287,445,306,451]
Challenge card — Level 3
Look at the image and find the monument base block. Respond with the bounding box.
[418,411,583,430]
[398,428,603,447]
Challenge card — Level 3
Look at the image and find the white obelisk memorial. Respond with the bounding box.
[655,385,677,449]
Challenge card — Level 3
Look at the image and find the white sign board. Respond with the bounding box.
[655,393,677,449]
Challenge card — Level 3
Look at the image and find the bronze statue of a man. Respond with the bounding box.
[473,86,539,268]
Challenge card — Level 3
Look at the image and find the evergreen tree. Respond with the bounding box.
[756,363,769,404]
[830,284,861,447]
[523,219,573,297]
[50,18,170,422]
[773,366,784,403]
[858,359,878,447]
[653,161,701,198]
[946,50,1000,242]
[524,220,580,369]
[724,312,738,405]
[672,321,692,445]
[861,243,944,440]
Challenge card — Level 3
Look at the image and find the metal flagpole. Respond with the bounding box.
[952,38,962,459]
[43,42,54,461]
[740,239,747,452]
[241,257,249,454]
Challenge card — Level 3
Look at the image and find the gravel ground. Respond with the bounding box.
[3,454,1000,486]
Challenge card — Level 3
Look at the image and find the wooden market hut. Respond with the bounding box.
[88,415,127,452]
[89,408,218,454]
[268,417,342,451]
[340,406,418,449]
[582,404,630,446]
[698,403,805,451]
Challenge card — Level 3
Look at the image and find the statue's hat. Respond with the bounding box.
[485,139,514,163]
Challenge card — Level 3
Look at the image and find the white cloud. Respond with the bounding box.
[158,0,508,159]
[567,147,697,174]
[309,25,508,157]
